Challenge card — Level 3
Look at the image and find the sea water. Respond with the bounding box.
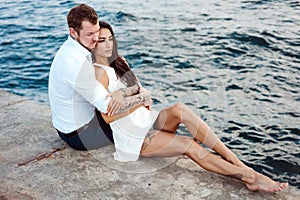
[0,0,299,188]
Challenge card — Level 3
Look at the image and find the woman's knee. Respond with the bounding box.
[168,102,185,122]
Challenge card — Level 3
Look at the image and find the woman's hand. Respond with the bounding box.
[106,90,125,116]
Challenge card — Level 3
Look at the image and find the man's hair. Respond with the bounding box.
[67,4,98,33]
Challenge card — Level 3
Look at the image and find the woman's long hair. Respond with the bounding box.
[98,21,138,87]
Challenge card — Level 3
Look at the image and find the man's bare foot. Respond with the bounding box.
[244,170,288,192]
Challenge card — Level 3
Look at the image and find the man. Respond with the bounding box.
[49,4,152,151]
[48,4,114,150]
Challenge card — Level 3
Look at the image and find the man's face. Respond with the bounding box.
[74,20,100,51]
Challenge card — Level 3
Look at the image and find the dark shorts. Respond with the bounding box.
[57,110,114,150]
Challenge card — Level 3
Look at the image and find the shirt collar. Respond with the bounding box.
[68,35,92,62]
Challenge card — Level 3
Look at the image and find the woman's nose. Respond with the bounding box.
[105,40,110,47]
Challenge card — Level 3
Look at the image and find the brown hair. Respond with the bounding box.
[67,4,98,34]
[98,21,138,87]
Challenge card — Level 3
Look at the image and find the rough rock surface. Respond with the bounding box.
[0,90,299,200]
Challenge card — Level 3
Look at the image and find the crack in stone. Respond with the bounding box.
[0,99,27,109]
[16,147,66,167]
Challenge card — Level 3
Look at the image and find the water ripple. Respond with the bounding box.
[0,0,299,188]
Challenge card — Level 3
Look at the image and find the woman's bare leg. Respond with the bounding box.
[152,104,181,134]
[153,103,245,167]
[140,130,288,192]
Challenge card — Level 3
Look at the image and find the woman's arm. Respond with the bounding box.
[94,66,146,123]
[115,56,141,97]
[103,86,152,123]
[95,66,109,87]
[121,59,148,97]
[105,90,152,121]
[119,84,139,97]
[105,56,153,116]
[102,104,142,123]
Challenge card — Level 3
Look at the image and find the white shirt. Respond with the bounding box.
[48,36,110,133]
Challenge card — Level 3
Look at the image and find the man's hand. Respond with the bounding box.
[106,90,125,116]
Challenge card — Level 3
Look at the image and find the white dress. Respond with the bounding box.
[94,63,159,162]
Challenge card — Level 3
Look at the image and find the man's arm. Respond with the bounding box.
[106,89,151,116]
[102,91,152,123]
[73,59,110,113]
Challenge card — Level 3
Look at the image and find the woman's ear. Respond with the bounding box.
[69,28,78,39]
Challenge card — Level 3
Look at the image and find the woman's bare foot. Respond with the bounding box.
[244,170,288,192]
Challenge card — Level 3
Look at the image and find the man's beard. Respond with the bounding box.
[77,38,94,52]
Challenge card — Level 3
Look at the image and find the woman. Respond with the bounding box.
[92,21,288,192]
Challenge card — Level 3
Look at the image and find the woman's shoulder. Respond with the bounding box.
[93,63,110,70]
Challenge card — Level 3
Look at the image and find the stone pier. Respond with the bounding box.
[0,90,299,200]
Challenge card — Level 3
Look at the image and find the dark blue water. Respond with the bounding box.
[0,0,299,188]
